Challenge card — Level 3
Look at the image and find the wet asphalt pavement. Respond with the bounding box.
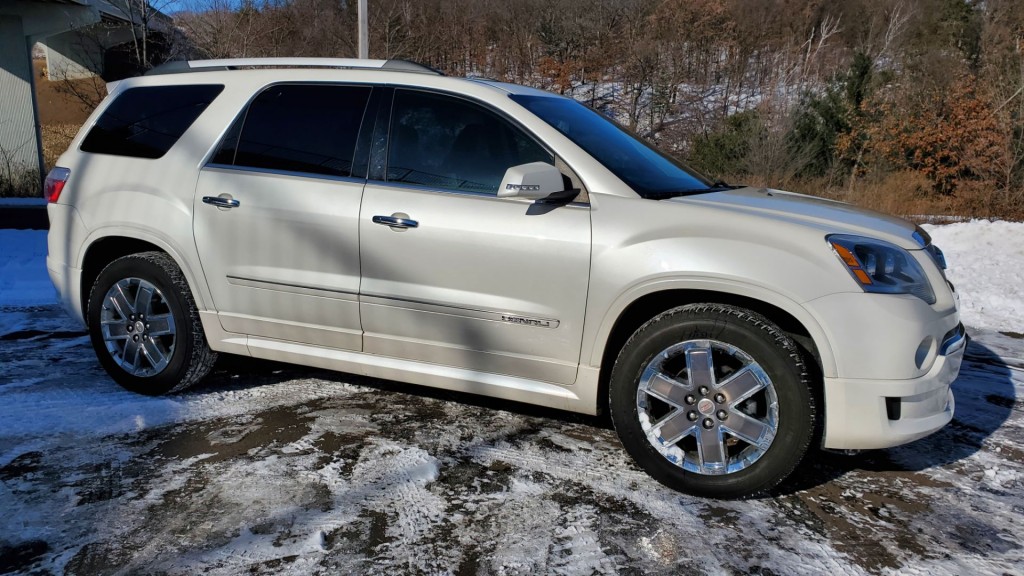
[0,305,1022,575]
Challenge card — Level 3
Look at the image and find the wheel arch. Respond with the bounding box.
[79,229,210,326]
[592,285,833,416]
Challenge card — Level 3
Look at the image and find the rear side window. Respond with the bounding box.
[81,85,224,159]
[216,84,371,178]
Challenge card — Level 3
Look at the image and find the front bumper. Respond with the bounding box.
[821,324,964,450]
[806,284,964,450]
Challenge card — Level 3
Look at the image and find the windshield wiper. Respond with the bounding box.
[646,181,742,200]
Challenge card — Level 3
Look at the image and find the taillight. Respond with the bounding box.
[44,167,71,203]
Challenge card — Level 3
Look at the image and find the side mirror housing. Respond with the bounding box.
[497,162,570,201]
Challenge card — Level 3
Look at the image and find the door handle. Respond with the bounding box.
[202,196,240,208]
[372,214,418,229]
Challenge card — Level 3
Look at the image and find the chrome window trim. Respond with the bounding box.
[203,163,367,186]
[365,178,590,208]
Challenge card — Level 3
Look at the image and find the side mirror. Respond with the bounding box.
[497,162,572,201]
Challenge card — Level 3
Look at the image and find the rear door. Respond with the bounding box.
[193,83,375,350]
[358,88,592,384]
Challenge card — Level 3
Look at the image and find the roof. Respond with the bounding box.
[145,58,443,77]
[467,79,561,97]
[140,58,567,103]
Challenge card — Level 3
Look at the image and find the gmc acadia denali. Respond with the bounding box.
[45,58,965,497]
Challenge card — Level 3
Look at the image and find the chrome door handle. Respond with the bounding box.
[202,196,240,208]
[372,215,418,229]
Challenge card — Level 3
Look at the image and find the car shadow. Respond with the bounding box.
[201,353,612,430]
[189,332,1016,498]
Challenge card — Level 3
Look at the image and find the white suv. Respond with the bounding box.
[45,58,964,498]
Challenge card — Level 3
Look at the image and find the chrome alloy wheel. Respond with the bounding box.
[636,339,779,475]
[99,277,176,377]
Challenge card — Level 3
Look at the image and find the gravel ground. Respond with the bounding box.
[1,305,1022,575]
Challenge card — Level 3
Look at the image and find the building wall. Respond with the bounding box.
[45,30,105,81]
[0,15,42,182]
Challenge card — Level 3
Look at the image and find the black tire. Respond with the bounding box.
[87,251,217,395]
[609,303,816,499]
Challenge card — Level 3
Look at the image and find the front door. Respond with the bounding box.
[358,89,591,384]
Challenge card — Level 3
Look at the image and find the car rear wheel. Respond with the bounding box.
[87,251,216,395]
[609,303,816,498]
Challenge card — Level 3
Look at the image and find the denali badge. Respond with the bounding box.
[505,183,542,192]
[500,314,557,328]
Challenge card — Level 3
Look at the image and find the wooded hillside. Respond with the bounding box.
[67,0,1024,218]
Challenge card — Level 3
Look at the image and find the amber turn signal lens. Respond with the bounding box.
[829,240,873,285]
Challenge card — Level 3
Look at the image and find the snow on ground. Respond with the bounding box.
[2,311,1021,575]
[0,198,46,207]
[0,230,54,311]
[1,220,1022,575]
[924,220,1024,333]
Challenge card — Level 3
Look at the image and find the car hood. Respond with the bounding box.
[670,187,921,250]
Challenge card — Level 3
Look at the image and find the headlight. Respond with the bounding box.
[826,234,936,304]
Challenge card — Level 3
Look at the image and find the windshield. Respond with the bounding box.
[510,95,712,197]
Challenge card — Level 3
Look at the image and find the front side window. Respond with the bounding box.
[387,90,553,194]
[81,84,224,159]
[218,84,371,178]
[510,95,711,198]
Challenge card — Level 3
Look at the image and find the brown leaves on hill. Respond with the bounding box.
[842,77,1011,196]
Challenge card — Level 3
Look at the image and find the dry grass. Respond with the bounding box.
[0,166,41,198]
[41,123,82,171]
[0,123,81,197]
[733,171,1024,222]
[850,174,1024,222]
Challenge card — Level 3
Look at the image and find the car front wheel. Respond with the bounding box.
[609,303,816,498]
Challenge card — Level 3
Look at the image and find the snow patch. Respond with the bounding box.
[0,198,46,207]
[0,229,54,307]
[923,220,1024,333]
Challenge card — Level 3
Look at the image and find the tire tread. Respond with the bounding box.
[609,303,817,499]
[88,251,217,395]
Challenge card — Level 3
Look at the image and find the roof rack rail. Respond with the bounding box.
[145,57,443,76]
[382,59,444,75]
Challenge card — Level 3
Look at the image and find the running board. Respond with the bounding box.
[243,335,595,414]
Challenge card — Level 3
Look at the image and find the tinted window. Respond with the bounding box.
[227,84,371,177]
[387,90,553,194]
[510,95,710,197]
[81,85,223,159]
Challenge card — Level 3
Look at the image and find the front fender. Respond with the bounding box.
[583,276,837,378]
[582,194,852,379]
